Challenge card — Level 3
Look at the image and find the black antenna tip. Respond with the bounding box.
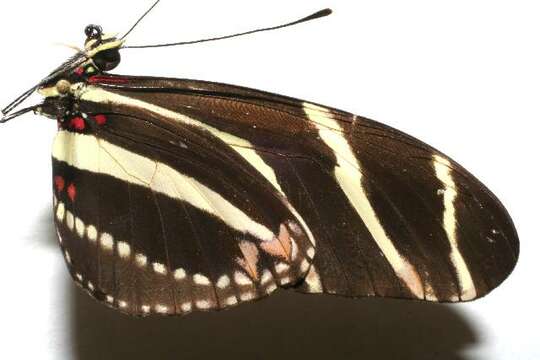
[305,8,333,21]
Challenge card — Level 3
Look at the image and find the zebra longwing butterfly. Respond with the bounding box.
[1,2,519,317]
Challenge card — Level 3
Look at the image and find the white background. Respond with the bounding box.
[0,1,538,359]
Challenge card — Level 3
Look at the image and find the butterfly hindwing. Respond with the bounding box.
[52,106,315,315]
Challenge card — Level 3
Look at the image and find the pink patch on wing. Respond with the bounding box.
[260,224,292,262]
[67,183,77,202]
[74,67,84,76]
[54,176,65,192]
[236,241,260,281]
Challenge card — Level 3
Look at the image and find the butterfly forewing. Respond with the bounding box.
[52,73,518,315]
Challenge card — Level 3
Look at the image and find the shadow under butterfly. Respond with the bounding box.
[2,0,519,320]
[70,278,478,360]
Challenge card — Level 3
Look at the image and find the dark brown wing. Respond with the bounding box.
[52,73,518,317]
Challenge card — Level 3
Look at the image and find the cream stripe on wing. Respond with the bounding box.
[52,130,275,242]
[79,86,315,246]
[304,103,425,299]
[433,155,477,301]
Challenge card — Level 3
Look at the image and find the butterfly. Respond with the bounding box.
[1,1,519,316]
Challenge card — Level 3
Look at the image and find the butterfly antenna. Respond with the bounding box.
[121,0,162,40]
[123,8,332,49]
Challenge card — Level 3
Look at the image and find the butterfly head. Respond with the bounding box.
[13,25,125,128]
[83,24,123,72]
[38,25,123,91]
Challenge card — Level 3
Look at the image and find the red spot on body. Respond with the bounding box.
[70,117,85,131]
[54,176,65,192]
[88,75,129,84]
[94,114,107,125]
[67,183,77,202]
[74,67,85,76]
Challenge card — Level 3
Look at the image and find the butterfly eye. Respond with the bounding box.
[84,24,103,40]
[92,48,121,72]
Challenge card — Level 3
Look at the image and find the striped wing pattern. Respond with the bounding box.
[51,74,518,315]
